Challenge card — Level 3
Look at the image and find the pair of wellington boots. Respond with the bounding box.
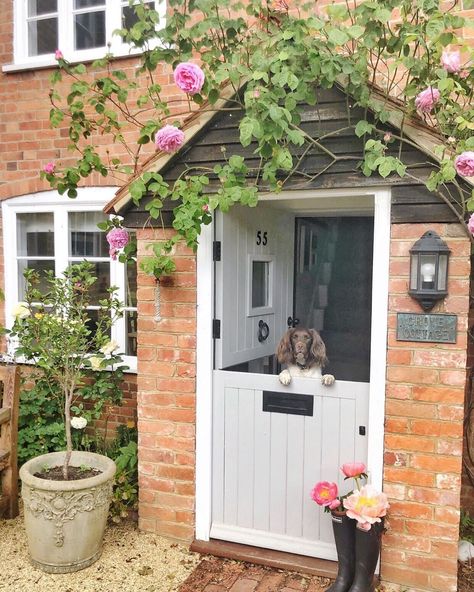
[326,514,383,592]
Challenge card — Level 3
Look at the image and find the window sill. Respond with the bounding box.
[2,47,144,74]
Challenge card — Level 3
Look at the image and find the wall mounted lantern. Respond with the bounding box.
[408,230,450,311]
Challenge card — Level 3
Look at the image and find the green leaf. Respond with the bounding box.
[328,29,349,46]
[355,120,374,137]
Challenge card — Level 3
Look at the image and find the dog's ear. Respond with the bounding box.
[276,329,294,364]
[309,329,328,367]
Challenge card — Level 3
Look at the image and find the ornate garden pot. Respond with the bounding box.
[20,450,116,573]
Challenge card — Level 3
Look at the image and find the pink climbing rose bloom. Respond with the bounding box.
[106,227,129,260]
[455,152,474,178]
[310,481,339,507]
[155,125,185,153]
[43,162,55,174]
[55,49,63,60]
[441,50,461,74]
[468,213,474,235]
[341,462,367,479]
[343,484,389,531]
[415,87,440,113]
[173,62,205,95]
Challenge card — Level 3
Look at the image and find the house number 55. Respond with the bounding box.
[256,231,268,246]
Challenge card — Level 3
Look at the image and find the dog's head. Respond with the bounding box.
[276,327,328,368]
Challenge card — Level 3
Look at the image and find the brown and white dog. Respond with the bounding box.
[277,327,335,386]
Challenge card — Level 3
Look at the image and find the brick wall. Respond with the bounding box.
[381,223,470,592]
[135,228,197,541]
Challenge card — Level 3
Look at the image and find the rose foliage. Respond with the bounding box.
[43,0,474,277]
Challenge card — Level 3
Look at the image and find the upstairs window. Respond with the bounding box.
[13,0,164,67]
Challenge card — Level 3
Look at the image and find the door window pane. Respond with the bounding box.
[69,212,108,257]
[28,18,58,55]
[251,260,270,309]
[28,0,57,16]
[74,11,106,50]
[17,213,54,257]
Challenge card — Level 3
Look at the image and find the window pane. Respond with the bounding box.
[18,260,55,299]
[79,262,110,304]
[125,311,137,356]
[69,212,108,257]
[28,0,57,16]
[74,0,105,8]
[17,213,54,257]
[252,261,270,308]
[122,2,155,30]
[126,262,137,308]
[74,11,106,50]
[28,18,58,56]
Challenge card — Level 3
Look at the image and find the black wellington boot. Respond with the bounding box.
[348,521,384,592]
[325,513,356,592]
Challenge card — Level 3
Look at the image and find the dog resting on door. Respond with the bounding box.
[277,327,335,386]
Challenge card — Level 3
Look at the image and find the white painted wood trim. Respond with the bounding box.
[367,190,391,490]
[194,187,391,542]
[195,223,214,541]
[210,523,338,561]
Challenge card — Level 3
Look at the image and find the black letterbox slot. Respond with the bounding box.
[262,391,314,416]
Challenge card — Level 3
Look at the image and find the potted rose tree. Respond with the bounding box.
[311,463,389,592]
[9,262,125,573]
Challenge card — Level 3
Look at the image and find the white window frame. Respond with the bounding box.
[2,187,137,372]
[6,0,166,72]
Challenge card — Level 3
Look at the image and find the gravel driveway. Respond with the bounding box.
[0,515,199,592]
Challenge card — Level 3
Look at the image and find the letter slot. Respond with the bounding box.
[263,391,314,416]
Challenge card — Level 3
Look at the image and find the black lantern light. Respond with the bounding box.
[408,230,451,311]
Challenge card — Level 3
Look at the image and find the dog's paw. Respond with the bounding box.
[322,374,335,386]
[279,370,292,386]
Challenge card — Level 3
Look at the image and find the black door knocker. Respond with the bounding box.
[258,320,270,343]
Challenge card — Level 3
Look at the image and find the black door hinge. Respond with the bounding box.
[213,241,221,261]
[212,319,221,339]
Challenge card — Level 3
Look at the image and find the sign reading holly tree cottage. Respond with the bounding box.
[396,313,457,344]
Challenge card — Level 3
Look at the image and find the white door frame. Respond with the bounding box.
[195,187,391,542]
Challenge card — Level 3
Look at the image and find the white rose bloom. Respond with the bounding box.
[89,356,102,371]
[71,416,88,430]
[100,340,119,356]
[12,302,30,320]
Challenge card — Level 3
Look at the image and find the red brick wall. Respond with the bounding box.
[136,228,197,541]
[381,223,470,592]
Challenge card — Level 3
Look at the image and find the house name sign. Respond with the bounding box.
[396,313,457,343]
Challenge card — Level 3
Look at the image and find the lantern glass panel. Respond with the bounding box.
[410,253,418,290]
[419,253,437,290]
[437,254,448,291]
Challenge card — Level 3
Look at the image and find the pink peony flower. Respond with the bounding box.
[106,228,129,260]
[441,50,461,73]
[468,213,474,235]
[43,162,55,174]
[415,87,440,113]
[173,62,205,95]
[55,49,63,60]
[343,484,389,530]
[455,152,474,178]
[310,481,339,507]
[155,125,185,153]
[341,462,367,478]
[329,498,341,510]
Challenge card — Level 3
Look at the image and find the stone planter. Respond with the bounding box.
[20,450,116,573]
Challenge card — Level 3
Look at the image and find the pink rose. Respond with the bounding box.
[310,481,339,507]
[343,484,389,530]
[455,152,474,178]
[459,70,469,79]
[341,462,367,478]
[415,87,440,113]
[441,50,461,73]
[383,132,392,143]
[202,204,209,212]
[173,62,205,95]
[155,125,185,153]
[106,227,129,258]
[43,162,55,174]
[468,213,474,235]
[55,49,63,60]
